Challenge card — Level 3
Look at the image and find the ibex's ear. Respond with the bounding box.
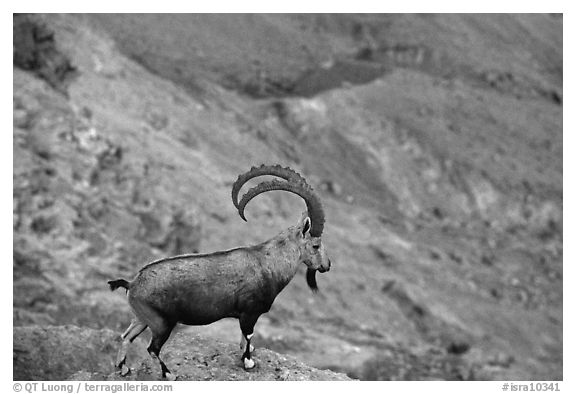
[301,216,311,237]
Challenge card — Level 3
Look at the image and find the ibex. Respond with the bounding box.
[108,165,331,380]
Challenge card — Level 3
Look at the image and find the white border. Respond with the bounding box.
[4,6,570,392]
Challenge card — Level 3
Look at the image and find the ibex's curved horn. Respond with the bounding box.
[231,164,308,209]
[237,179,325,237]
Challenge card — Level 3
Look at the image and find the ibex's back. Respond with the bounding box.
[108,164,330,379]
[129,238,302,325]
[132,253,257,325]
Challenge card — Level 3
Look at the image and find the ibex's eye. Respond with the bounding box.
[312,244,320,250]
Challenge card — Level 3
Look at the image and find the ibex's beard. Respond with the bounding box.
[306,268,319,292]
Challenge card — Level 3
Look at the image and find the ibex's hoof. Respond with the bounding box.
[243,358,255,370]
[164,372,177,381]
[120,365,130,376]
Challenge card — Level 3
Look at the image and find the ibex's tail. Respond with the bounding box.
[108,279,130,292]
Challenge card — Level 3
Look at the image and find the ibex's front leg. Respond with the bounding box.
[239,332,255,353]
[239,314,260,370]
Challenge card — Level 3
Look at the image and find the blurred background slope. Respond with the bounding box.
[13,13,562,380]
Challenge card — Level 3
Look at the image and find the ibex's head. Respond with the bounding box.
[231,164,331,291]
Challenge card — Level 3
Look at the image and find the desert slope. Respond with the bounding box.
[13,13,562,380]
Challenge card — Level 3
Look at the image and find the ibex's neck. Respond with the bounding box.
[257,227,301,294]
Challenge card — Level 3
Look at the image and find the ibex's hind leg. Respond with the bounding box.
[239,314,260,370]
[116,318,147,375]
[147,322,176,380]
[130,298,176,380]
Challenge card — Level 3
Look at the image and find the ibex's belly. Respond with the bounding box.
[130,282,242,326]
[171,297,240,326]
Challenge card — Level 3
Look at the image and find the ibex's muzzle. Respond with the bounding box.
[318,259,331,273]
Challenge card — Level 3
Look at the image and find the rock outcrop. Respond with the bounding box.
[14,325,350,381]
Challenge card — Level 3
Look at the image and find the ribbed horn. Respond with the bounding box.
[237,179,325,237]
[231,164,308,209]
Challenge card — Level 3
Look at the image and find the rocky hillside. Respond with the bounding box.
[14,326,348,381]
[13,14,562,380]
